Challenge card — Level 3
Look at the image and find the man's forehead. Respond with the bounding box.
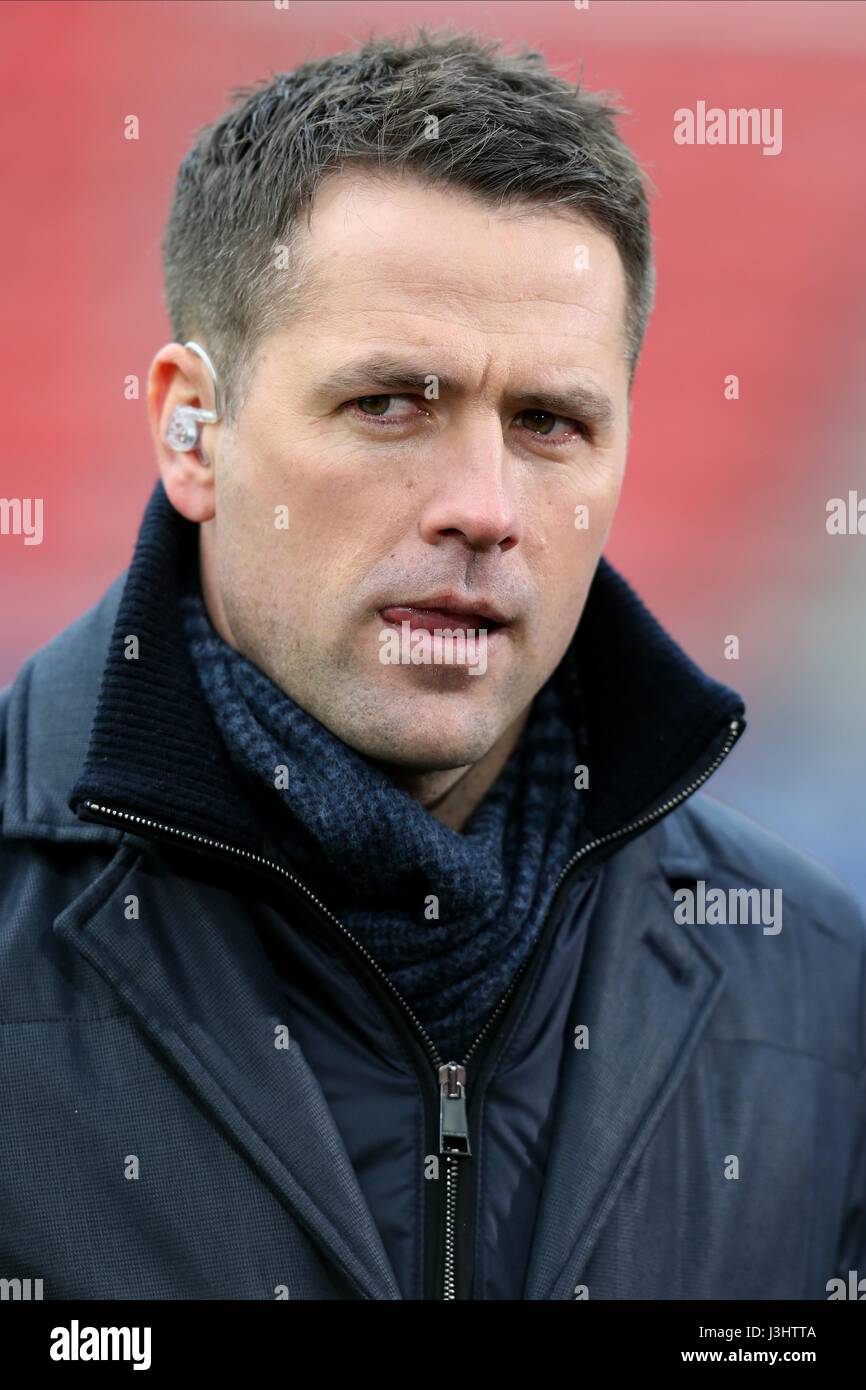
[289,274,628,402]
[296,170,628,323]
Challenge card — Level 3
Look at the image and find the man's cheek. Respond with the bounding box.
[570,501,620,559]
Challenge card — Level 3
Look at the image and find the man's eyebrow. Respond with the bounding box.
[316,357,453,399]
[314,355,616,430]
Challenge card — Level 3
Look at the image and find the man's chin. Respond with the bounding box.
[339,708,502,774]
[365,730,495,773]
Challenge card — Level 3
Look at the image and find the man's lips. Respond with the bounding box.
[379,592,510,631]
[379,604,507,633]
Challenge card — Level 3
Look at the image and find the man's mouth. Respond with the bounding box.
[378,593,511,634]
[379,605,505,634]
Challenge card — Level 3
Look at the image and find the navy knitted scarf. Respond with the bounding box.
[179,576,588,1062]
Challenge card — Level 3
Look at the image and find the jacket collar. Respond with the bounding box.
[4,479,745,848]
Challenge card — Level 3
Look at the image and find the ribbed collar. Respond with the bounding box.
[69,480,746,851]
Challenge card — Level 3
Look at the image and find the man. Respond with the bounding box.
[1,28,864,1302]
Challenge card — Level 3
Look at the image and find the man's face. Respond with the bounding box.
[201,170,630,769]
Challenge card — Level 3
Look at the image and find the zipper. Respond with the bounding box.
[78,713,742,1301]
[439,1062,469,1302]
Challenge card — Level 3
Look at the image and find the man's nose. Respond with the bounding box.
[417,425,521,553]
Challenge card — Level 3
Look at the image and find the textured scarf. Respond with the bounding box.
[179,577,588,1062]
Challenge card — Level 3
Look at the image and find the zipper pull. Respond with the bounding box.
[438,1061,471,1158]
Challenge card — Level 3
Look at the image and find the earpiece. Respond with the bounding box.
[164,340,223,463]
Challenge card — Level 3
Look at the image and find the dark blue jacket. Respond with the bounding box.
[1,483,864,1300]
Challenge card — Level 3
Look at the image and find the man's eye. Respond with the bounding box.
[350,394,416,419]
[516,409,589,442]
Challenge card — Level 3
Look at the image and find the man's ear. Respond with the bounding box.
[147,342,220,523]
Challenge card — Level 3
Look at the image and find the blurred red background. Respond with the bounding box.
[1,0,864,890]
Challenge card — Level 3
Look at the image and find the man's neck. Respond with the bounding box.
[382,705,531,832]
